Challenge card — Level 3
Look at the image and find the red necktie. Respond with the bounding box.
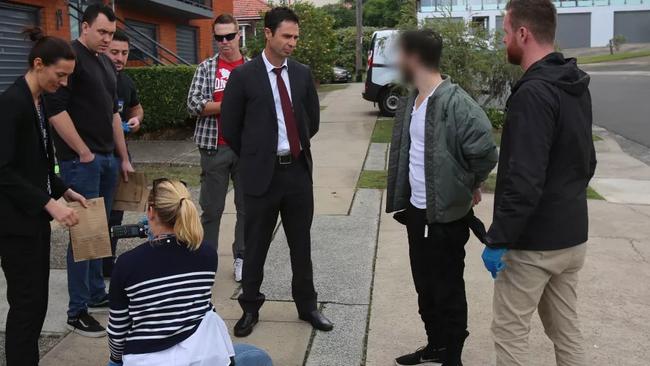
[272,67,301,159]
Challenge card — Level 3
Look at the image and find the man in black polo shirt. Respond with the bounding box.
[104,29,144,277]
[45,4,133,337]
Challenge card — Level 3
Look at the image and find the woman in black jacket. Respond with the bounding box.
[0,28,87,366]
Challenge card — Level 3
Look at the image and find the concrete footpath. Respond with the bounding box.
[0,82,648,365]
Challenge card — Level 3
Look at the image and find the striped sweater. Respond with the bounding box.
[107,236,217,363]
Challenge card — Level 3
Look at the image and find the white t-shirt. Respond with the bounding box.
[409,87,438,209]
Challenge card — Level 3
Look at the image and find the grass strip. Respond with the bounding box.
[578,50,650,64]
[134,163,202,187]
[358,170,388,189]
[372,117,394,143]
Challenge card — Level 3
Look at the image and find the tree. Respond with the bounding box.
[363,0,402,28]
[246,2,337,82]
[422,18,521,107]
[321,3,355,29]
[397,0,418,30]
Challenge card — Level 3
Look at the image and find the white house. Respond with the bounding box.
[417,0,650,48]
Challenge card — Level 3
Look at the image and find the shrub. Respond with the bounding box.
[124,65,196,133]
[333,26,379,73]
[485,108,506,130]
[246,1,337,82]
[422,18,522,107]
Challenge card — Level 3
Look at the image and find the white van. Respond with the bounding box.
[362,30,401,117]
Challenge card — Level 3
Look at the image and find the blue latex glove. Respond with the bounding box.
[121,121,131,133]
[108,360,122,366]
[482,247,508,279]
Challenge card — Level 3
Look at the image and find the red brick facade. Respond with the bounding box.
[4,0,234,64]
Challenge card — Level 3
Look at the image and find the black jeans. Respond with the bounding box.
[0,221,51,366]
[239,154,317,315]
[405,204,470,361]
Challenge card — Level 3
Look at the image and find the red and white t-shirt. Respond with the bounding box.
[214,56,245,146]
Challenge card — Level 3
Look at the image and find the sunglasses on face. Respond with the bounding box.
[149,178,188,206]
[214,32,238,42]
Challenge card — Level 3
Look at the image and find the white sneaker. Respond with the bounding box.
[234,258,243,283]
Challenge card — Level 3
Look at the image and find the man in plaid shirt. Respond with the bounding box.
[187,13,247,282]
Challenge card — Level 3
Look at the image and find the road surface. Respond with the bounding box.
[582,57,650,148]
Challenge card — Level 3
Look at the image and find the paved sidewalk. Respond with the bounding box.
[1,82,649,365]
[28,82,378,366]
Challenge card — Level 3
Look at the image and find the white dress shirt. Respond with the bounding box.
[262,50,293,155]
[409,86,438,209]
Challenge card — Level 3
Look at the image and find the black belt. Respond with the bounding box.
[277,153,294,165]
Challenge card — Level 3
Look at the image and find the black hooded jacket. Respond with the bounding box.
[486,53,597,250]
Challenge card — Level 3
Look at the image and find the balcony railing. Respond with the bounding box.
[420,0,645,12]
[177,0,212,10]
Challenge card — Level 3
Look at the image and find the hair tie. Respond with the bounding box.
[180,198,186,204]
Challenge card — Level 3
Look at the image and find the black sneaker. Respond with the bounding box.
[88,294,109,313]
[66,311,106,338]
[395,346,445,366]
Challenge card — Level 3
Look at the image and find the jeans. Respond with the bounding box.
[199,147,245,257]
[233,344,273,366]
[0,221,50,366]
[405,203,470,363]
[59,153,118,317]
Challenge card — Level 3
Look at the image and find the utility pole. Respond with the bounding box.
[355,0,363,82]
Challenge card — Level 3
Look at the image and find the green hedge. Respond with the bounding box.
[333,26,379,73]
[124,65,196,133]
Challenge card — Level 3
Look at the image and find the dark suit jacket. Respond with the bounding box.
[221,55,320,196]
[0,77,68,236]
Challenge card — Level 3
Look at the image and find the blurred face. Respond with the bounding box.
[33,58,75,93]
[397,48,419,85]
[107,39,129,71]
[214,23,240,57]
[265,21,299,59]
[503,12,524,66]
[81,14,116,53]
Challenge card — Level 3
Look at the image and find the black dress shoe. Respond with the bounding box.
[234,312,258,337]
[299,310,334,331]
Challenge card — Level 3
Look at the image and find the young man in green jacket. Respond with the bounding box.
[386,30,498,366]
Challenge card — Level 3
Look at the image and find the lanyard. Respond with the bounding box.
[35,98,52,194]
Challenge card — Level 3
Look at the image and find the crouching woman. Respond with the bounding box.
[107,179,272,366]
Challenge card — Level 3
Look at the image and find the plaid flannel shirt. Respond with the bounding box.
[187,54,249,150]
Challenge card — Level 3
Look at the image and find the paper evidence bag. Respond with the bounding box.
[112,172,149,212]
[69,197,112,262]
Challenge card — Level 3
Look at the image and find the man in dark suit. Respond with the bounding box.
[221,6,333,337]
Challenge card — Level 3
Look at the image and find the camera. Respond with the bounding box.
[110,218,150,240]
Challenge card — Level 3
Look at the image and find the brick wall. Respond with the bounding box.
[7,0,235,65]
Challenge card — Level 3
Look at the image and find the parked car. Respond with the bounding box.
[332,66,352,83]
[362,29,401,117]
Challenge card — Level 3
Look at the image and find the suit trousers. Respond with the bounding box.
[492,243,587,366]
[238,154,317,314]
[405,203,470,362]
[0,221,51,366]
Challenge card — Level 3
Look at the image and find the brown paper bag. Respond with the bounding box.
[69,197,112,262]
[112,172,149,212]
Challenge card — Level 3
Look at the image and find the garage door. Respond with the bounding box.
[0,3,38,92]
[556,13,591,49]
[176,25,198,64]
[614,11,650,43]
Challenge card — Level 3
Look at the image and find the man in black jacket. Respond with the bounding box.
[221,6,332,337]
[481,0,596,365]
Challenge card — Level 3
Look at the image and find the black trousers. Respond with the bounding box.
[239,155,317,315]
[104,209,124,277]
[0,221,51,366]
[405,204,470,360]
